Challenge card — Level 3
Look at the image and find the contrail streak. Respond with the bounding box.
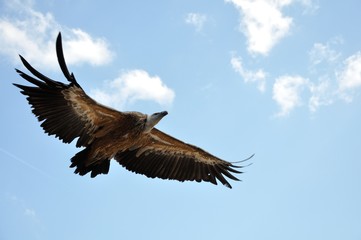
[0,147,53,179]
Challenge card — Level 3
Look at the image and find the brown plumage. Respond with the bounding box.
[14,32,252,188]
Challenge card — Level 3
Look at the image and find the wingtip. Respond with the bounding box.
[55,33,67,68]
[56,32,62,51]
[246,153,255,160]
[231,153,255,164]
[55,31,79,86]
[56,32,62,44]
[12,83,27,92]
[18,54,27,65]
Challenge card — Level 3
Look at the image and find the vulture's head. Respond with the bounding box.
[144,111,168,132]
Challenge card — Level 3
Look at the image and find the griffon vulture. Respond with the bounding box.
[13,33,253,188]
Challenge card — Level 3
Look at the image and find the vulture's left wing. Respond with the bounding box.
[116,128,252,188]
[13,33,127,147]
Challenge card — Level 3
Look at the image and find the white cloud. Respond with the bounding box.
[337,51,361,101]
[0,0,113,69]
[230,55,267,92]
[6,192,43,236]
[308,79,333,112]
[272,75,308,116]
[24,208,37,217]
[6,193,38,220]
[298,0,319,14]
[309,38,343,67]
[91,70,175,109]
[2,0,174,112]
[185,13,207,32]
[226,0,293,55]
[62,29,113,66]
[306,38,361,110]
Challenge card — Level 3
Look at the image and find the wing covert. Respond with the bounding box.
[115,128,250,188]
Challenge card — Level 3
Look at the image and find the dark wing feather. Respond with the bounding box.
[55,33,80,88]
[115,128,250,188]
[14,32,124,147]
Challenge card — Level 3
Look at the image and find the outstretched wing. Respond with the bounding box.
[116,128,252,188]
[14,33,125,147]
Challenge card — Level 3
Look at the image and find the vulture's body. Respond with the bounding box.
[14,33,252,188]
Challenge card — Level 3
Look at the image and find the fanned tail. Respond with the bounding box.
[70,147,111,178]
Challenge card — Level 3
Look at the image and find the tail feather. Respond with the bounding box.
[70,147,111,178]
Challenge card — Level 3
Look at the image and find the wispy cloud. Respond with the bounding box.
[272,75,308,116]
[309,37,343,68]
[298,0,320,14]
[226,0,293,55]
[272,50,361,115]
[224,1,359,116]
[24,208,37,217]
[307,38,361,107]
[1,0,174,110]
[269,36,361,116]
[5,192,43,234]
[7,193,37,218]
[0,0,113,69]
[308,78,333,112]
[91,70,175,109]
[185,13,207,32]
[337,51,361,101]
[230,55,267,92]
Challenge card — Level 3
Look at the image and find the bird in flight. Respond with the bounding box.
[14,33,252,188]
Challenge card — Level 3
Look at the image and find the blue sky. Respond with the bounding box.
[1,0,361,239]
